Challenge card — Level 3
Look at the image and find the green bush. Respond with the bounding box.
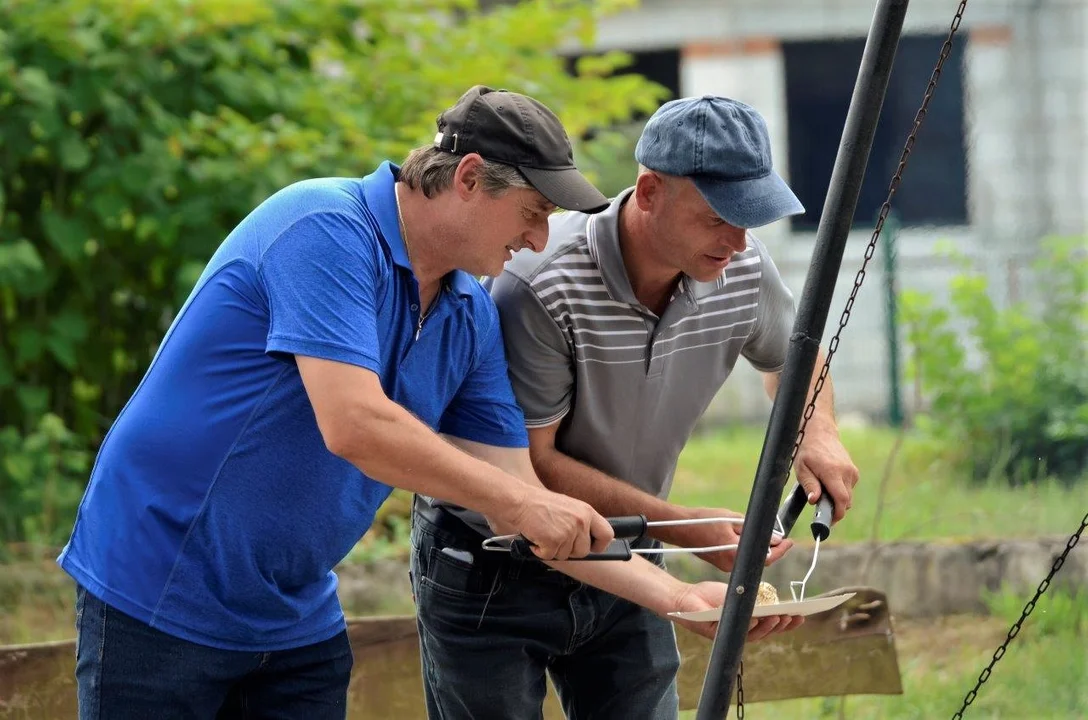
[0,0,668,545]
[900,237,1088,485]
[0,414,90,554]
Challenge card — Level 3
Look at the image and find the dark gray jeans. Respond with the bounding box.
[410,506,680,720]
[73,586,353,719]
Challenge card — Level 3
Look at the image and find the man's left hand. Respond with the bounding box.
[794,428,859,523]
[669,581,804,641]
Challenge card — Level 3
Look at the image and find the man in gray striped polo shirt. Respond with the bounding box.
[411,96,859,719]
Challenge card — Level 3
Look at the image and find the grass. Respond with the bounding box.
[670,425,1087,544]
[681,589,1088,719]
[0,558,73,646]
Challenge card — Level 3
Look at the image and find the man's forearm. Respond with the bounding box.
[334,398,529,524]
[532,448,670,517]
[545,555,687,616]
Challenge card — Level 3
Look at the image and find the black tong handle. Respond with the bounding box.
[508,515,648,561]
[777,484,834,542]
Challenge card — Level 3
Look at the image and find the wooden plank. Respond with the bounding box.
[0,588,900,718]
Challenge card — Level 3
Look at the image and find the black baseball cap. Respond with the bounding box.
[434,85,609,213]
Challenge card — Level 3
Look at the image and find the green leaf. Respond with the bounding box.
[58,132,92,170]
[89,193,126,225]
[37,412,69,439]
[16,66,57,107]
[3,452,35,485]
[13,327,46,366]
[40,210,86,262]
[0,238,46,287]
[51,309,90,342]
[46,336,77,369]
[46,310,89,369]
[15,384,50,417]
[176,260,206,298]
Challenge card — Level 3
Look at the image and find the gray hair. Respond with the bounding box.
[400,146,532,198]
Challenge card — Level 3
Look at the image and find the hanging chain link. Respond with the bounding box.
[735,662,744,719]
[951,511,1088,718]
[736,2,970,717]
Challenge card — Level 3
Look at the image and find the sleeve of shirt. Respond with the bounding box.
[437,298,530,448]
[259,210,384,372]
[742,235,797,373]
[487,270,575,428]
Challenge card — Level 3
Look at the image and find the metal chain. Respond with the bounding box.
[735,662,744,719]
[951,511,1088,718]
[736,2,970,717]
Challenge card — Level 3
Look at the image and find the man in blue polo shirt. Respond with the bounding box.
[58,86,737,719]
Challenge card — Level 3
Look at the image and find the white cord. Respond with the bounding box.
[790,536,821,602]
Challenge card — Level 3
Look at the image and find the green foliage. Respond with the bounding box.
[900,238,1088,485]
[348,489,414,562]
[0,0,668,545]
[0,414,91,553]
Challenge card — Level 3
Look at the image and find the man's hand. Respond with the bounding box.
[660,506,794,573]
[497,485,615,561]
[794,429,859,523]
[434,435,615,562]
[668,581,804,641]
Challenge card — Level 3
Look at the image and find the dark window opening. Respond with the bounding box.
[783,34,968,230]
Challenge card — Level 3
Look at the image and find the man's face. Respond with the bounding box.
[463,185,554,277]
[643,175,750,283]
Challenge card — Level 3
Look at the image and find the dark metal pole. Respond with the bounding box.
[694,2,909,717]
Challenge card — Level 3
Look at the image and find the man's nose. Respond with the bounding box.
[723,226,748,253]
[524,226,549,253]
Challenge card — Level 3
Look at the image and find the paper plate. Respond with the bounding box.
[668,592,857,622]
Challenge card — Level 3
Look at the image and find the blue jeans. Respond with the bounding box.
[74,585,354,719]
[410,507,680,720]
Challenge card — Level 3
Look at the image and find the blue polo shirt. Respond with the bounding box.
[58,162,529,651]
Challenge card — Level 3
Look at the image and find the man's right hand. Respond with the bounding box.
[499,486,615,561]
[661,506,794,573]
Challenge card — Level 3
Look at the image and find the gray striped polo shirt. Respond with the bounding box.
[424,187,795,535]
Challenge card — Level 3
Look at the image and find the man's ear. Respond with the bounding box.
[633,170,665,211]
[452,153,486,200]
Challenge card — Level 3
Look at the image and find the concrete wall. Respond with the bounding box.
[670,534,1088,619]
[585,0,1088,422]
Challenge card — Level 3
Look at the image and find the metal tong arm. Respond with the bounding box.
[481,515,782,561]
[480,515,648,561]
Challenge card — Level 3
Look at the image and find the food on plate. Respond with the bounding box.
[756,581,779,606]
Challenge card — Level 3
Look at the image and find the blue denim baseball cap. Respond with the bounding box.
[634,96,804,228]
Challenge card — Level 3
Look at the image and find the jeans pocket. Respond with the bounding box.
[420,545,499,599]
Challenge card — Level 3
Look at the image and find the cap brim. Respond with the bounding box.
[693,170,805,229]
[519,166,610,214]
